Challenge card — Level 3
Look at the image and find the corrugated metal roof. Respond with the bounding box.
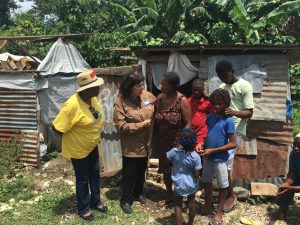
[0,89,40,166]
[131,44,300,64]
[131,44,300,50]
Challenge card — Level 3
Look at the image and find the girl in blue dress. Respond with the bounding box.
[166,128,202,225]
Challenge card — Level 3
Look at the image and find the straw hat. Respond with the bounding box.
[76,70,104,92]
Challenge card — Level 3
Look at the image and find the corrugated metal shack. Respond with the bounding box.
[0,54,41,167]
[130,44,300,181]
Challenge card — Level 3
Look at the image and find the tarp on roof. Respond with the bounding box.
[37,38,90,76]
[0,73,47,90]
[0,52,46,90]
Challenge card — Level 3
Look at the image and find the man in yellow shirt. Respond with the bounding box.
[217,60,254,213]
[52,70,108,221]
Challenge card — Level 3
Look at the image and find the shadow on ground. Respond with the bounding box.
[52,194,77,215]
[266,203,300,225]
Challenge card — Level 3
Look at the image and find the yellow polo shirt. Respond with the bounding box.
[53,93,103,159]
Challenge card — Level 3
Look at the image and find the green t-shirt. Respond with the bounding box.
[289,150,300,178]
[220,78,254,136]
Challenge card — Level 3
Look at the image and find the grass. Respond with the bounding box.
[0,176,35,203]
[0,136,23,178]
[293,107,300,136]
[0,176,151,225]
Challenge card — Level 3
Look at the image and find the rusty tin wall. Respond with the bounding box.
[0,88,40,166]
[234,54,293,179]
[251,55,289,122]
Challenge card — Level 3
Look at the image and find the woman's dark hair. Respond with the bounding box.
[179,128,197,151]
[162,72,180,90]
[119,72,144,97]
[209,88,231,108]
[215,60,233,75]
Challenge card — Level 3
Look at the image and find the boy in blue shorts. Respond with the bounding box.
[166,128,202,225]
[200,89,237,225]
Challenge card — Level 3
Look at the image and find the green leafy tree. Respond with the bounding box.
[1,0,300,67]
[1,0,128,67]
[0,0,18,27]
[212,0,300,44]
[112,0,210,46]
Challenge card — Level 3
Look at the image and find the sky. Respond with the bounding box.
[14,0,34,13]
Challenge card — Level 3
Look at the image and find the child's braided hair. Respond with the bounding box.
[179,128,197,151]
[209,88,231,108]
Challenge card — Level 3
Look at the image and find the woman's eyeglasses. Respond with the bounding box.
[89,106,99,119]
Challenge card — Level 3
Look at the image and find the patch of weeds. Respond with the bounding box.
[246,196,274,205]
[42,150,59,162]
[0,176,35,202]
[0,183,150,225]
[0,135,24,177]
[293,107,300,136]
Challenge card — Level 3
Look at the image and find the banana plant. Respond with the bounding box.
[111,0,159,46]
[216,0,300,44]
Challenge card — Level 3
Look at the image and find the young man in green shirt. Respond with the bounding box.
[276,134,300,221]
[216,60,254,212]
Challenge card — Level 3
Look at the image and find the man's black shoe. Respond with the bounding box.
[135,195,147,204]
[120,203,133,214]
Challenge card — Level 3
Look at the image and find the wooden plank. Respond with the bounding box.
[110,47,131,51]
[120,56,138,60]
[7,59,18,70]
[250,182,278,196]
[0,33,91,41]
[93,65,139,76]
[149,158,159,167]
[131,45,300,52]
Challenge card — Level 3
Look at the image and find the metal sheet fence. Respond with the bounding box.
[0,88,40,166]
[98,75,123,177]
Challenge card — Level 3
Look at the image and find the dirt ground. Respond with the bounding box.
[4,156,300,225]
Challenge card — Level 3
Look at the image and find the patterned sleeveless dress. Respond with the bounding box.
[155,94,184,174]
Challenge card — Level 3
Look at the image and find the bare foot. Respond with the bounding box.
[214,214,223,223]
[223,194,237,212]
[277,211,287,221]
[208,216,223,225]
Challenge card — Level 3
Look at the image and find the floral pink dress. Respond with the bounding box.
[155,94,184,174]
